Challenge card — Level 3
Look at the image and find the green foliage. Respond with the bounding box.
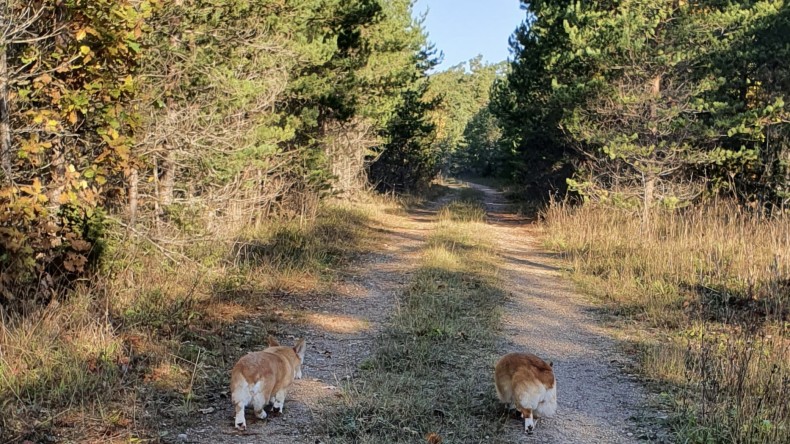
[488,0,584,197]
[458,107,506,176]
[426,57,507,175]
[365,2,442,193]
[493,0,790,210]
[369,81,439,192]
[369,54,507,192]
[1,0,150,302]
[1,0,438,303]
[698,3,790,205]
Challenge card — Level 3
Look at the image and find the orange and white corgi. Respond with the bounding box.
[494,352,557,434]
[230,336,306,430]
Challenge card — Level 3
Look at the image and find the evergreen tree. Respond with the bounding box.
[490,0,588,198]
[367,1,440,192]
[369,48,439,192]
[699,1,790,210]
[426,57,505,175]
[460,107,505,176]
[496,0,790,212]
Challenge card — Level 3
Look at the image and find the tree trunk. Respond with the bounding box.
[643,173,655,226]
[0,44,12,182]
[47,146,65,215]
[158,150,175,207]
[128,167,138,226]
[649,74,661,135]
[643,74,661,226]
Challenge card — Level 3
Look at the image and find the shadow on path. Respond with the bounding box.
[465,181,657,444]
[174,192,450,443]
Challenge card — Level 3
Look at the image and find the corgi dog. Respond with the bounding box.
[230,336,306,430]
[494,352,557,434]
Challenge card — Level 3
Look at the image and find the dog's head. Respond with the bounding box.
[293,338,306,379]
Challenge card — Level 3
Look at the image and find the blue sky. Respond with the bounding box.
[413,0,526,71]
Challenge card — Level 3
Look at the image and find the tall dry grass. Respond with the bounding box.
[543,202,789,443]
[0,196,395,442]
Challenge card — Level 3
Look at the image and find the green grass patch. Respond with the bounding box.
[321,192,511,443]
[232,205,372,271]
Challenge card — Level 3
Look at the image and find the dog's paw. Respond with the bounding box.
[235,422,247,431]
[524,423,536,435]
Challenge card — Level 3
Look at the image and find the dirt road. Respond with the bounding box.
[172,183,654,443]
[173,198,437,443]
[468,182,651,443]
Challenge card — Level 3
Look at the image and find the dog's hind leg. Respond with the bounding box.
[272,389,287,413]
[252,392,269,420]
[516,383,546,434]
[231,382,251,430]
[518,408,535,434]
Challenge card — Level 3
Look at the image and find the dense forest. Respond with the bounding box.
[0,0,445,303]
[490,0,789,215]
[1,0,788,442]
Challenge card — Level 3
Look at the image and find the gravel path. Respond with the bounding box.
[169,184,656,443]
[468,182,651,443]
[169,200,440,444]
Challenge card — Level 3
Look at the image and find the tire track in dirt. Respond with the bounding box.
[468,181,657,443]
[170,198,448,443]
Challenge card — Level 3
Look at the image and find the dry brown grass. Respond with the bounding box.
[0,196,396,442]
[0,291,130,441]
[543,202,790,443]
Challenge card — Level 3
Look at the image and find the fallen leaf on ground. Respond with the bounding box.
[426,432,442,444]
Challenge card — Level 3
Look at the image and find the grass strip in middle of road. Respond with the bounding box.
[323,190,512,443]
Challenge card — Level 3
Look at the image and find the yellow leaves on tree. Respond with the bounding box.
[2,0,150,302]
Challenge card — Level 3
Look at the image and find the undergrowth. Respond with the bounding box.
[0,196,394,442]
[543,202,790,444]
[321,191,512,443]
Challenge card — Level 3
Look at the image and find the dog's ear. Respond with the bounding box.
[293,338,306,360]
[267,335,280,347]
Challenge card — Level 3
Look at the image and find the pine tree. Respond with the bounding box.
[496,0,790,213]
[426,57,505,175]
